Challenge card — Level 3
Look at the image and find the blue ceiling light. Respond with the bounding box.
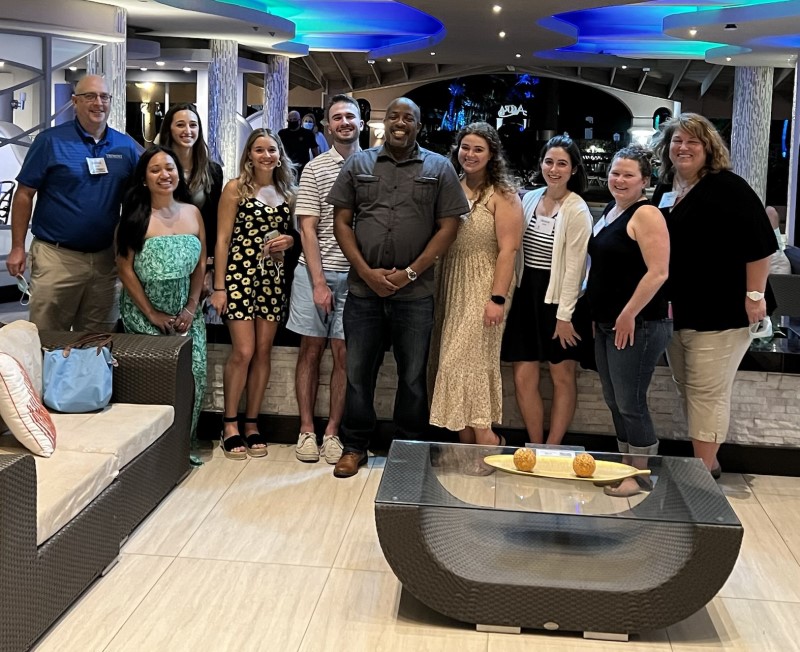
[542,0,787,61]
[218,0,442,51]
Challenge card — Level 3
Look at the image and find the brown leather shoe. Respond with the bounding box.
[333,451,367,478]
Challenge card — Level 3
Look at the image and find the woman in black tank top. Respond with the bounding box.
[586,146,671,497]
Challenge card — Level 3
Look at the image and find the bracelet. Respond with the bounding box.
[181,307,195,317]
[213,287,226,292]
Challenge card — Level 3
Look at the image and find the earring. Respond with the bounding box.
[245,160,253,170]
[276,160,282,167]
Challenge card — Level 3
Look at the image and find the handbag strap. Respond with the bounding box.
[61,333,114,358]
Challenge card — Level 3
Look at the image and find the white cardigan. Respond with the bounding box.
[515,187,593,322]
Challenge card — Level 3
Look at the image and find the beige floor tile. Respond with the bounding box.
[487,628,669,651]
[745,474,800,497]
[334,469,393,572]
[123,450,248,556]
[178,459,368,567]
[34,553,174,652]
[668,596,800,650]
[298,568,488,652]
[719,500,800,602]
[716,473,756,503]
[757,492,800,562]
[104,558,328,652]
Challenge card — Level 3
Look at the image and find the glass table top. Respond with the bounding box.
[375,440,741,528]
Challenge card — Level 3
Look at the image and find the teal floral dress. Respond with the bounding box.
[120,234,207,450]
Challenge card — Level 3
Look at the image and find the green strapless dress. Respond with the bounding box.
[120,235,207,455]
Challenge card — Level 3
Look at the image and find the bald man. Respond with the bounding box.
[7,75,139,331]
[278,109,319,176]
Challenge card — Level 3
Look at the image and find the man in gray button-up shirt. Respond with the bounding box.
[327,97,469,477]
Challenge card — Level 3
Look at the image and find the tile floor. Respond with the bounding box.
[32,442,800,652]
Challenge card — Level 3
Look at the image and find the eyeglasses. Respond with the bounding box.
[73,92,112,103]
[15,275,30,307]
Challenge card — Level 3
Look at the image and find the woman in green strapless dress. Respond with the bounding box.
[117,146,208,465]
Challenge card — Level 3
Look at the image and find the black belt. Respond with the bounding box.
[35,236,101,254]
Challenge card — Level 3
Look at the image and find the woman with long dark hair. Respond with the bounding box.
[208,129,296,459]
[117,145,207,464]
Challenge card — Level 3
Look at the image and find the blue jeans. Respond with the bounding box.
[341,293,434,453]
[594,319,672,448]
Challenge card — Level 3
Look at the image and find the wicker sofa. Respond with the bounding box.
[0,332,193,652]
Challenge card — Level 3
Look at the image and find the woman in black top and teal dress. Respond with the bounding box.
[208,129,296,460]
[586,146,670,496]
[651,113,776,477]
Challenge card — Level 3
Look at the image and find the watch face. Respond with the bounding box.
[406,268,417,281]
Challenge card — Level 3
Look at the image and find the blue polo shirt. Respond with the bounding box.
[17,120,139,252]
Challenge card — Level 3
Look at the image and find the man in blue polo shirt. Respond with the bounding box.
[7,75,139,331]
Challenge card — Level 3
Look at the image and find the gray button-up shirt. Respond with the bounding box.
[326,143,468,300]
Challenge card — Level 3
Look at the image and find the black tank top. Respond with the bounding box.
[586,201,668,323]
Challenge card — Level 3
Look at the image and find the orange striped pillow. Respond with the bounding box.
[0,352,56,456]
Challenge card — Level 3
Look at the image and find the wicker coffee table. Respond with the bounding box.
[374,440,743,640]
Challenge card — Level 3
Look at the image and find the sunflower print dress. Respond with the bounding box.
[224,198,292,321]
[120,234,207,440]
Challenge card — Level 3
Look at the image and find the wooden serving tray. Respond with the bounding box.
[483,454,651,483]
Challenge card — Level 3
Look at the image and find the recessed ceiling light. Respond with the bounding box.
[499,31,506,38]
[387,58,392,62]
[689,28,697,37]
[156,60,165,66]
[726,57,732,62]
[68,66,77,71]
[430,52,435,56]
[367,59,375,65]
[493,5,501,13]
[182,67,191,72]
[140,67,148,71]
[621,65,627,69]
[515,53,521,58]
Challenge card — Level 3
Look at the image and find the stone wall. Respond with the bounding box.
[204,344,800,448]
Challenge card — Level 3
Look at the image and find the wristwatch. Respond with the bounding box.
[405,267,418,282]
[490,295,506,305]
[746,290,765,301]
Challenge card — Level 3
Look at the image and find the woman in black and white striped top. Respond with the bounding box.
[501,135,593,445]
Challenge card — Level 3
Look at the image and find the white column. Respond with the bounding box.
[208,39,238,181]
[264,55,289,133]
[730,66,774,203]
[85,7,127,132]
[788,62,800,246]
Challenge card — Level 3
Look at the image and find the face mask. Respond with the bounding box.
[302,121,315,130]
[287,120,299,129]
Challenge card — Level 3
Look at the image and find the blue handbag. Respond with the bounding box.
[42,333,117,413]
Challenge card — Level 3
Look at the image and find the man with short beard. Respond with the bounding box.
[327,97,469,477]
[288,95,363,464]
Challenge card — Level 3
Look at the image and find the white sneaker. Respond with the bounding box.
[296,432,320,462]
[320,435,344,465]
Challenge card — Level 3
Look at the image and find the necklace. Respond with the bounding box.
[673,177,697,200]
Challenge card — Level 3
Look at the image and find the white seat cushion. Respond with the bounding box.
[52,403,174,469]
[0,436,118,545]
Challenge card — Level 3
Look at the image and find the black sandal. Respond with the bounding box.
[220,416,247,461]
[244,418,268,458]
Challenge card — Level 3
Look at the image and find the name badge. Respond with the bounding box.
[86,157,108,175]
[533,215,555,236]
[592,217,606,237]
[658,191,678,209]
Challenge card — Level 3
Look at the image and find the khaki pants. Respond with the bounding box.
[666,327,750,443]
[29,238,118,332]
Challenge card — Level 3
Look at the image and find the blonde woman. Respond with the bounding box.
[209,130,296,459]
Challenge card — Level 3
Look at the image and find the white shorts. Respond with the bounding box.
[286,265,348,340]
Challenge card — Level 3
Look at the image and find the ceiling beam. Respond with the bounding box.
[577,66,582,78]
[701,65,723,97]
[669,60,691,98]
[400,62,409,81]
[609,67,616,87]
[369,62,382,85]
[289,64,319,86]
[329,52,353,91]
[775,68,793,89]
[302,55,327,91]
[637,68,649,93]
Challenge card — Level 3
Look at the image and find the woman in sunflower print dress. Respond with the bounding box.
[117,145,207,465]
[209,129,296,459]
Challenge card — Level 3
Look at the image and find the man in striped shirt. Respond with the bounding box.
[287,95,363,464]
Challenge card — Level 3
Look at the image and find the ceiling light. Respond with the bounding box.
[140,67,148,71]
[430,52,435,56]
[386,58,392,62]
[621,65,627,69]
[515,53,521,58]
[367,59,375,64]
[156,60,165,66]
[134,82,154,90]
[499,31,506,38]
[493,5,501,13]
[182,67,191,72]
[68,66,77,71]
[724,23,738,30]
[0,62,4,68]
[688,28,697,37]
[726,57,732,62]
